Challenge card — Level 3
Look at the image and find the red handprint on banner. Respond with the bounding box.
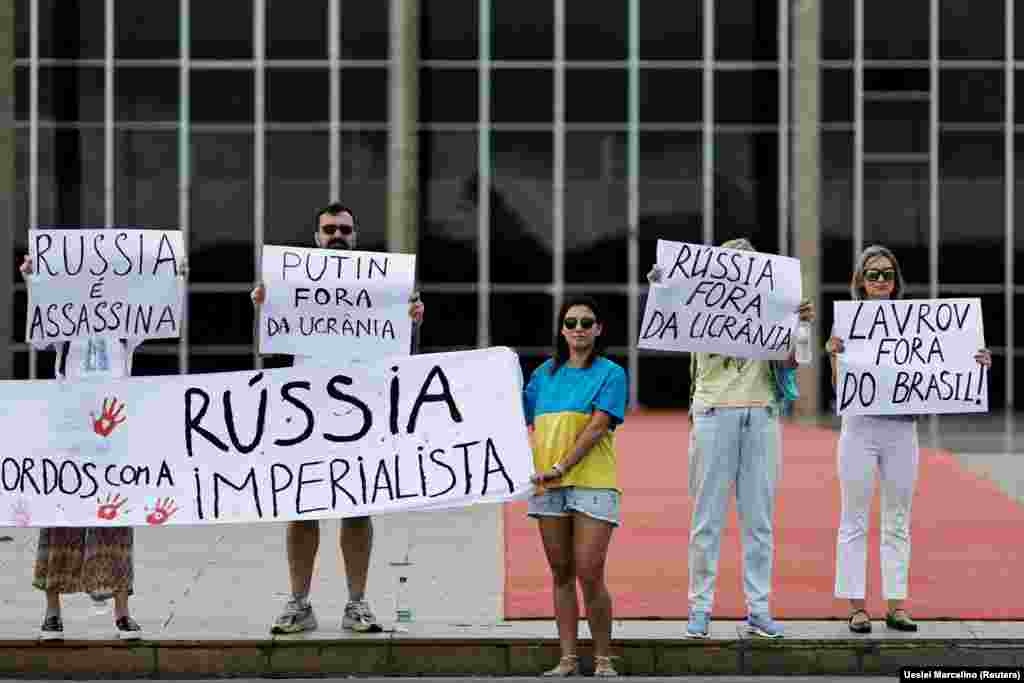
[96,493,129,521]
[145,497,178,526]
[91,398,127,437]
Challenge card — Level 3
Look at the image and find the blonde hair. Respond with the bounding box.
[850,244,905,300]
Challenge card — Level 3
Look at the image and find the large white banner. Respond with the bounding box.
[638,239,802,359]
[259,246,416,361]
[834,299,989,416]
[0,347,532,527]
[25,229,185,344]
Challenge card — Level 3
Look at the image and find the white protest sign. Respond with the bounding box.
[638,239,802,359]
[834,299,988,416]
[259,245,416,361]
[25,229,185,344]
[0,347,532,527]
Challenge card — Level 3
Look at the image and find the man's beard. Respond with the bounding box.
[326,238,350,250]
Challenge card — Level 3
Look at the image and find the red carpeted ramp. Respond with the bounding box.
[504,411,1024,619]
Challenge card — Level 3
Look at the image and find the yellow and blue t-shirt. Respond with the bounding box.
[523,356,628,492]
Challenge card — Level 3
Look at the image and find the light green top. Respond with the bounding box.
[690,352,775,409]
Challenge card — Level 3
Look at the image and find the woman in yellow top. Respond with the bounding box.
[524,296,627,678]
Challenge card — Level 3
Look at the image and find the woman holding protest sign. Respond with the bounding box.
[523,295,627,678]
[20,253,187,642]
[827,245,991,633]
[647,237,815,640]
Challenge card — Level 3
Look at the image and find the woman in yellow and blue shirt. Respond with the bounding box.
[523,295,627,678]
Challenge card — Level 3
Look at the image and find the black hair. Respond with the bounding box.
[551,295,605,375]
[314,203,357,232]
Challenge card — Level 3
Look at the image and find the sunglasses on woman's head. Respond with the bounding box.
[321,223,354,236]
[863,268,896,282]
[563,317,596,330]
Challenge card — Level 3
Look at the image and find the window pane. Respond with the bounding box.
[340,68,388,123]
[491,294,553,348]
[115,0,178,59]
[190,133,254,283]
[865,101,927,154]
[492,132,552,283]
[940,0,1003,60]
[713,132,778,253]
[822,132,853,282]
[342,0,390,60]
[715,0,777,62]
[31,0,105,59]
[116,68,178,122]
[566,132,626,284]
[193,0,252,59]
[38,129,105,227]
[565,0,626,61]
[822,0,853,60]
[39,67,104,123]
[115,132,178,229]
[133,347,181,377]
[266,132,329,248]
[864,0,928,60]
[422,0,477,60]
[640,69,701,123]
[638,354,689,408]
[191,70,254,123]
[940,133,1004,285]
[940,70,1004,124]
[863,163,928,284]
[267,69,329,122]
[418,293,478,352]
[189,292,254,346]
[420,69,478,123]
[822,68,852,124]
[493,2,552,60]
[715,70,779,124]
[419,131,478,284]
[638,132,702,265]
[640,1,701,60]
[339,131,388,250]
[1016,135,1024,283]
[267,0,327,59]
[492,69,552,123]
[566,69,626,123]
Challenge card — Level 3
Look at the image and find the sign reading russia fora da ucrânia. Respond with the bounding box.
[639,239,802,360]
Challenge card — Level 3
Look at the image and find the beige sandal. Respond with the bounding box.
[594,655,619,677]
[542,654,579,677]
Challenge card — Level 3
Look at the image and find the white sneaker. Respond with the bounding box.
[270,599,318,635]
[342,600,382,633]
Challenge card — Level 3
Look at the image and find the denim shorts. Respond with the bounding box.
[527,486,621,527]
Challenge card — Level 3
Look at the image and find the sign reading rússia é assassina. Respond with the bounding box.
[834,298,989,416]
[25,229,185,344]
[0,348,532,527]
[639,239,802,360]
[258,245,416,362]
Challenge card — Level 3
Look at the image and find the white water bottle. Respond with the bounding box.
[794,321,813,366]
[395,575,413,623]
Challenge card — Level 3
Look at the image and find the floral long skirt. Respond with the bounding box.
[33,527,134,596]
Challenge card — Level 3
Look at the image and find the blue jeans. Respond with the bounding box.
[688,405,781,615]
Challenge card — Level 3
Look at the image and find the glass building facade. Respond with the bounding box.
[3,0,1020,414]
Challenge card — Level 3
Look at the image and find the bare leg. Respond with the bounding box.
[340,516,372,602]
[45,590,60,611]
[538,516,577,658]
[572,513,615,658]
[113,592,129,614]
[287,520,320,598]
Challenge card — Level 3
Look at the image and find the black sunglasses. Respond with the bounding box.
[863,268,896,282]
[563,317,596,330]
[321,223,354,236]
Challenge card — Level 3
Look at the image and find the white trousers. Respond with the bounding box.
[834,415,919,601]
